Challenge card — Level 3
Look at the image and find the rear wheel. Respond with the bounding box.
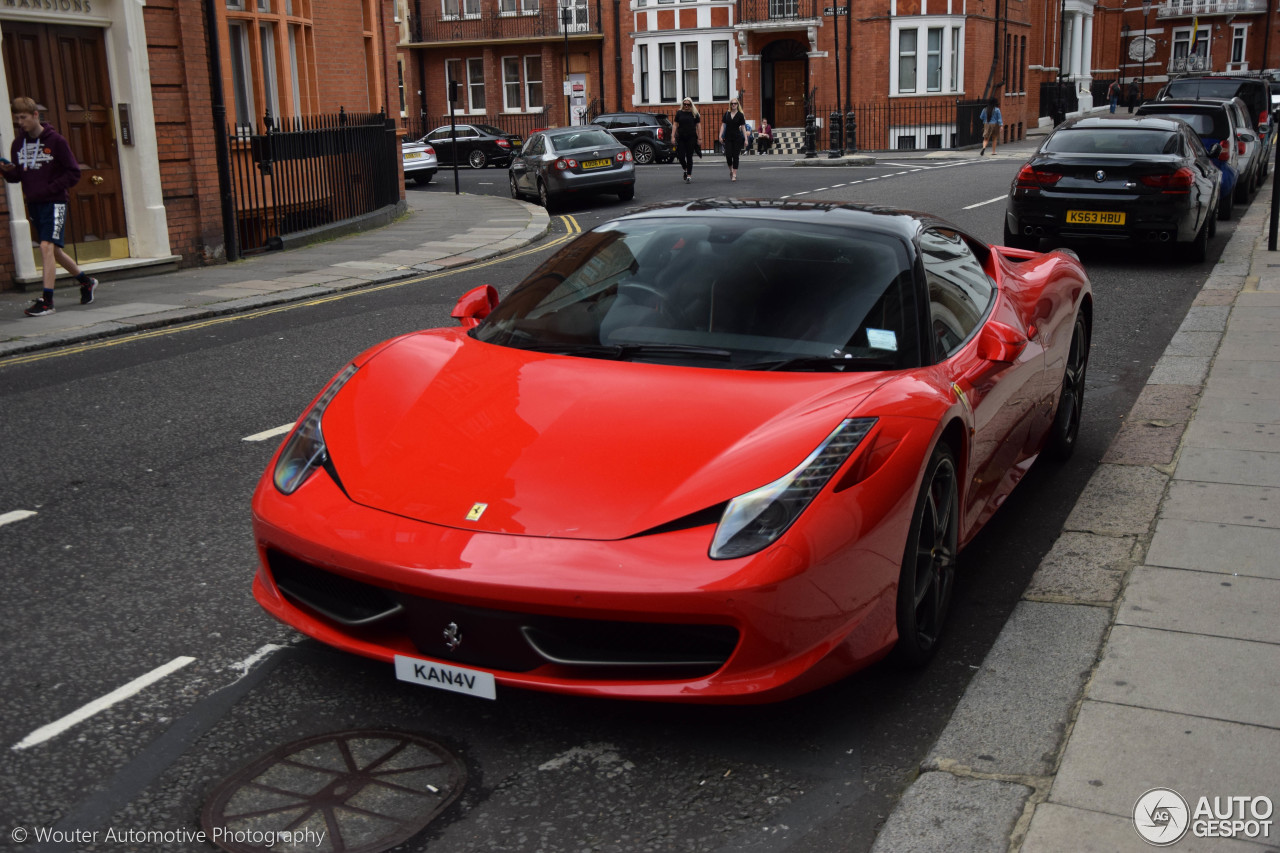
[633,142,656,165]
[509,173,522,199]
[894,444,959,667]
[1218,183,1234,219]
[617,185,635,202]
[469,149,488,169]
[1183,213,1210,263]
[1045,313,1090,461]
[538,180,558,212]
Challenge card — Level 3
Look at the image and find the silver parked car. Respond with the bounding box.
[402,135,438,185]
[509,126,635,210]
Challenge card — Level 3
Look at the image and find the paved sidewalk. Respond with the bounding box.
[873,180,1280,852]
[0,190,550,359]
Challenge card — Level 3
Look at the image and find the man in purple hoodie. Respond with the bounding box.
[2,96,98,316]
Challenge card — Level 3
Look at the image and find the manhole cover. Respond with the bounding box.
[202,729,466,853]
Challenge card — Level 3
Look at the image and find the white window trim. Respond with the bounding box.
[890,17,964,97]
[502,55,522,111]
[524,55,544,110]
[466,56,486,113]
[633,33,735,106]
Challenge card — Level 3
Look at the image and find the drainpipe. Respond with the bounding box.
[613,0,623,110]
[203,0,239,262]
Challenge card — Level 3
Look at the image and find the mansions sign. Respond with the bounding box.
[1,0,96,13]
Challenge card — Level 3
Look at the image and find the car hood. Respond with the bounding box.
[320,330,888,540]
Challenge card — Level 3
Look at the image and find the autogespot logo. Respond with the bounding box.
[1134,788,1191,846]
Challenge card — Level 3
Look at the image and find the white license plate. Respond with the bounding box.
[395,655,496,700]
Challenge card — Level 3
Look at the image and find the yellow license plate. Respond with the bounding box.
[405,152,422,159]
[582,158,612,169]
[1066,210,1125,225]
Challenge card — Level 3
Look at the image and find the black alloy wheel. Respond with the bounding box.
[894,444,959,667]
[1183,213,1211,264]
[633,141,656,165]
[1045,312,1090,461]
[469,149,488,169]
[1219,182,1235,219]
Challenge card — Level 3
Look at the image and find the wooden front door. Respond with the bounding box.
[3,21,128,264]
[774,61,806,127]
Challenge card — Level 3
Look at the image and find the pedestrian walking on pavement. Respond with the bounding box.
[979,98,1003,156]
[1107,79,1121,113]
[720,99,748,181]
[2,97,97,316]
[1127,80,1140,113]
[674,98,701,183]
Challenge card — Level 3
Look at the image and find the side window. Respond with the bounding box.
[594,116,615,129]
[525,135,544,156]
[920,228,995,359]
[427,128,450,141]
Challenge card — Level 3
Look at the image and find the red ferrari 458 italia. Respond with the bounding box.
[251,200,1092,703]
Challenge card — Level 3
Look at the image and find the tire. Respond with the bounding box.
[893,444,959,667]
[1208,204,1217,239]
[633,142,656,165]
[1002,222,1036,251]
[1044,312,1090,461]
[1218,183,1234,220]
[509,173,522,199]
[538,180,558,212]
[617,185,635,202]
[469,149,488,169]
[1182,213,1210,264]
[412,171,434,185]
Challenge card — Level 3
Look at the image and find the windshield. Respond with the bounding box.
[1165,80,1244,101]
[1044,128,1179,155]
[472,217,919,371]
[548,129,619,151]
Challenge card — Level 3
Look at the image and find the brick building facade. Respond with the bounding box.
[1,0,400,293]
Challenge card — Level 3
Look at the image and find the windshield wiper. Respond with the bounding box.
[518,342,733,361]
[744,354,897,372]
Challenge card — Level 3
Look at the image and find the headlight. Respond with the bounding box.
[709,418,877,560]
[273,364,358,495]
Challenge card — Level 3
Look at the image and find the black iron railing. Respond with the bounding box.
[228,108,400,254]
[409,5,601,42]
[399,111,549,143]
[809,100,987,151]
[737,0,817,24]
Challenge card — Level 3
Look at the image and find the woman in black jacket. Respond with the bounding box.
[674,98,701,183]
[720,99,748,181]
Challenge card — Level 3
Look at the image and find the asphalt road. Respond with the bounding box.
[0,153,1242,852]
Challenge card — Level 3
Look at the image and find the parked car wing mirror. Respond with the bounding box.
[452,284,500,328]
[1207,142,1223,159]
[977,320,1028,364]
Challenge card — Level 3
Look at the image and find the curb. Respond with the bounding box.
[869,182,1274,853]
[0,200,551,361]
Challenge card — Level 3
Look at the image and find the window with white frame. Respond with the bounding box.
[467,57,486,111]
[639,46,650,102]
[525,56,543,109]
[712,40,729,100]
[1172,27,1208,72]
[445,58,462,106]
[522,0,538,12]
[660,43,677,102]
[891,18,963,95]
[1230,26,1247,65]
[442,0,480,18]
[259,23,281,119]
[503,57,522,109]
[228,21,255,127]
[500,0,517,12]
[682,43,699,100]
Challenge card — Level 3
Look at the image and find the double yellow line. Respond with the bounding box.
[2,215,584,368]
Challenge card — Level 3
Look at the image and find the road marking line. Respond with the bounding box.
[0,510,37,528]
[243,423,294,442]
[12,656,196,751]
[963,195,1008,210]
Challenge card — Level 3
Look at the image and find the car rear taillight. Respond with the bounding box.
[1139,167,1194,193]
[496,138,511,148]
[656,127,664,141]
[1236,134,1247,155]
[554,158,579,170]
[424,145,435,155]
[616,150,633,162]
[1015,165,1062,189]
[1218,139,1231,161]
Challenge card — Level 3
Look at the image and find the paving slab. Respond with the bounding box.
[1176,305,1231,332]
[1145,519,1280,579]
[1163,330,1224,357]
[923,601,1110,776]
[1173,448,1280,488]
[1147,355,1212,386]
[1102,421,1186,466]
[1089,626,1280,728]
[869,772,1033,853]
[1119,566,1280,645]
[1183,420,1280,452]
[1022,802,1272,853]
[1023,532,1137,604]
[1125,384,1201,423]
[1161,481,1280,528]
[1194,396,1280,424]
[1049,701,1280,820]
[1064,465,1168,537]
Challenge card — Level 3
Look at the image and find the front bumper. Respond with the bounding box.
[250,456,910,703]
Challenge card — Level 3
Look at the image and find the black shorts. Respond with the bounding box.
[29,202,68,247]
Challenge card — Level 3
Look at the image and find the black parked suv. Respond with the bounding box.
[591,112,675,164]
[1159,76,1275,176]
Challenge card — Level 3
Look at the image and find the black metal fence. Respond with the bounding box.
[408,4,602,42]
[398,111,550,143]
[227,109,400,254]
[737,0,818,24]
[775,99,999,152]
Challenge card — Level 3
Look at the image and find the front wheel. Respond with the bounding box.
[893,444,959,667]
[617,185,635,202]
[633,142,655,165]
[469,149,488,169]
[1044,312,1090,461]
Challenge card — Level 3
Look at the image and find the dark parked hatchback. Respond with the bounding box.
[591,112,675,164]
[1004,116,1220,262]
[1134,100,1241,218]
[1159,76,1275,175]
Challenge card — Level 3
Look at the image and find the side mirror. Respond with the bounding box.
[451,284,499,328]
[977,321,1028,364]
[1207,142,1223,159]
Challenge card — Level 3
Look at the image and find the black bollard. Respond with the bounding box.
[804,112,818,158]
[829,111,842,158]
[844,109,857,154]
